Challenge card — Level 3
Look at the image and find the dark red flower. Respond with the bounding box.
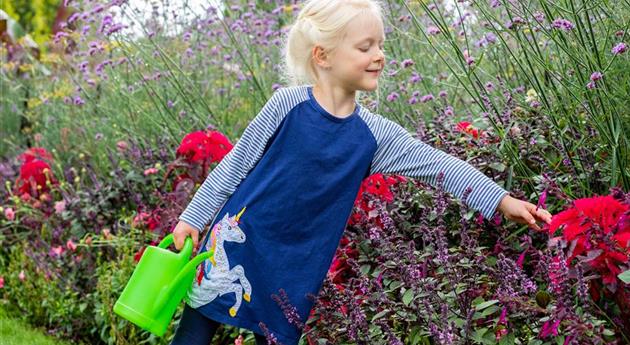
[16,159,57,196]
[18,147,53,163]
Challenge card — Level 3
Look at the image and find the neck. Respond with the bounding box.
[312,83,357,118]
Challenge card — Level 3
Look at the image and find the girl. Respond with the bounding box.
[169,1,552,344]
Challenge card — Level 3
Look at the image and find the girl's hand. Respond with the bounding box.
[172,220,200,250]
[497,194,552,231]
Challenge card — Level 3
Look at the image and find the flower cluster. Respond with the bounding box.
[548,193,629,288]
[14,147,58,199]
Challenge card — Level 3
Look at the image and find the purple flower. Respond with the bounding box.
[258,322,282,344]
[99,15,113,34]
[612,42,627,55]
[427,26,441,35]
[420,94,434,103]
[506,16,526,30]
[408,96,418,105]
[106,23,126,36]
[439,90,448,98]
[167,100,174,108]
[386,92,400,102]
[551,18,575,31]
[489,0,501,8]
[533,11,546,23]
[590,71,602,81]
[401,58,414,68]
[409,72,422,83]
[53,31,69,44]
[271,288,304,330]
[73,96,85,106]
[485,81,495,92]
[587,81,596,89]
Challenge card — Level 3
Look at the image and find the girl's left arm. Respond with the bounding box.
[368,114,551,229]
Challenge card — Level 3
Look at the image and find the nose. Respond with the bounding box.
[375,48,385,66]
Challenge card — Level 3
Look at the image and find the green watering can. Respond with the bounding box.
[113,233,213,337]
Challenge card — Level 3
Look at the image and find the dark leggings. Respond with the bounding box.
[170,304,268,345]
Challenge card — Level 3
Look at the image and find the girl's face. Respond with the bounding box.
[317,12,386,92]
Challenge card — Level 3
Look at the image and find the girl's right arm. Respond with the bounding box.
[174,88,286,249]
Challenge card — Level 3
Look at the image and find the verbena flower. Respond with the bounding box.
[551,18,575,31]
[611,42,627,55]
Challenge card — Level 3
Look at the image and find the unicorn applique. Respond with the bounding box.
[187,206,252,317]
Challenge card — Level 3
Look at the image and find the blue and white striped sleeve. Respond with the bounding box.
[178,88,285,232]
[369,114,509,219]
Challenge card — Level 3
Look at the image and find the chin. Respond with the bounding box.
[364,82,379,92]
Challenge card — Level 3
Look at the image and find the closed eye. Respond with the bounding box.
[359,46,385,53]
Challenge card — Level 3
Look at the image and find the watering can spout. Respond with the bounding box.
[153,246,214,314]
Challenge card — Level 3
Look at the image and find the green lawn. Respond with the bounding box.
[0,307,72,345]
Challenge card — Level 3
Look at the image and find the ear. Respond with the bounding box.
[312,45,331,69]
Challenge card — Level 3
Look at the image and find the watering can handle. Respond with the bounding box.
[152,248,215,314]
[157,233,193,258]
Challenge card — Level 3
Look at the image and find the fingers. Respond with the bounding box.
[525,202,553,225]
[174,232,183,250]
[524,211,541,231]
[191,230,199,249]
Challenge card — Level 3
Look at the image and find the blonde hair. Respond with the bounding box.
[279,0,386,87]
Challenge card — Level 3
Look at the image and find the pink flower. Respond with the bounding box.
[18,270,25,281]
[66,239,77,251]
[50,246,64,257]
[4,207,15,221]
[54,200,66,214]
[536,189,547,211]
[116,140,129,153]
[132,212,150,227]
[144,167,159,176]
[234,334,244,345]
[0,276,4,288]
[539,318,561,338]
[516,251,527,268]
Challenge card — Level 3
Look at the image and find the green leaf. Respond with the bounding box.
[371,309,389,321]
[475,299,499,311]
[481,305,500,317]
[618,269,630,283]
[402,289,415,306]
[489,162,506,172]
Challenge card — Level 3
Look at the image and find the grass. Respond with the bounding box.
[0,306,73,345]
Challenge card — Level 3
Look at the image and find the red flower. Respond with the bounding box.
[549,194,629,289]
[456,121,481,139]
[18,147,53,163]
[16,159,57,196]
[549,195,627,240]
[176,130,233,164]
[134,247,146,262]
[353,174,404,214]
